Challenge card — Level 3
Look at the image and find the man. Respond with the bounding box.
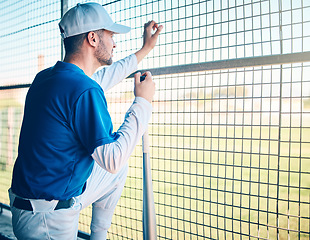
[9,3,162,239]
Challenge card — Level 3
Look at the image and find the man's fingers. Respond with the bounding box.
[134,72,142,84]
[144,20,154,29]
[144,21,162,39]
[145,20,160,32]
[144,71,152,80]
[153,23,159,30]
[154,25,163,37]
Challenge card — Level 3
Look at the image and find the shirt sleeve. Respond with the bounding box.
[71,88,119,155]
[91,97,152,173]
[92,54,138,91]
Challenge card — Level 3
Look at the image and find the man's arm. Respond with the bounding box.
[92,96,151,173]
[91,72,155,173]
[92,21,163,91]
[92,54,138,91]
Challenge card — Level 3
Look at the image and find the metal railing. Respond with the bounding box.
[1,0,309,239]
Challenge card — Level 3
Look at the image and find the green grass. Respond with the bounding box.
[98,126,310,239]
[1,122,309,239]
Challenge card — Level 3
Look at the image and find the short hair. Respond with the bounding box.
[63,33,88,56]
[62,29,105,56]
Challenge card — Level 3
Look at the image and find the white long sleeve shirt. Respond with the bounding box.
[91,54,152,173]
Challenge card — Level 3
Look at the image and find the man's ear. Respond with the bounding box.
[87,32,97,47]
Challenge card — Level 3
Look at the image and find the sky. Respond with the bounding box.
[0,0,309,98]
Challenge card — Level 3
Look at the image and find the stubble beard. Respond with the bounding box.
[95,38,113,66]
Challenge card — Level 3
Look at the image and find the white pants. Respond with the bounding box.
[9,162,128,240]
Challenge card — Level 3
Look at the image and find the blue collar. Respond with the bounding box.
[53,61,85,75]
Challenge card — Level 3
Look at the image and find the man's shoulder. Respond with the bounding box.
[44,62,101,90]
[30,63,103,105]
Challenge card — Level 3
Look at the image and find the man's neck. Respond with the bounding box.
[63,53,100,77]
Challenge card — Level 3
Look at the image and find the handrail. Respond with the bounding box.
[2,51,309,91]
[128,51,310,77]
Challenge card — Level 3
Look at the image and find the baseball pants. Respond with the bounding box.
[9,162,128,240]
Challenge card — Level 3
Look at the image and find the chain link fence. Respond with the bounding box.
[0,0,309,239]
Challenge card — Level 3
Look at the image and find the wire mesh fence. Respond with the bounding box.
[0,0,309,239]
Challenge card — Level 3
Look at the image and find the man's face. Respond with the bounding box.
[94,30,116,66]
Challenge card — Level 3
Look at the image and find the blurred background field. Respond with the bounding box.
[0,92,309,239]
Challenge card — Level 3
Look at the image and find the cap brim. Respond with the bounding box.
[105,23,131,34]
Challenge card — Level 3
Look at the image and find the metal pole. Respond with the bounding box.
[276,1,284,239]
[142,130,157,240]
[60,0,68,60]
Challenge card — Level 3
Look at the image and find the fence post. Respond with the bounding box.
[60,0,68,60]
[276,1,284,238]
[0,110,3,170]
[7,107,14,167]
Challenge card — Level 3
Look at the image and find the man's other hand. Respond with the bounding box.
[134,72,155,103]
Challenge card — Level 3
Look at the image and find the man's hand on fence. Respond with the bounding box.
[135,21,163,63]
[143,21,163,51]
